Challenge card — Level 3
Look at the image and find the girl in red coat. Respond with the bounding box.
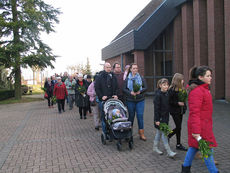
[181,66,218,173]
[53,77,68,114]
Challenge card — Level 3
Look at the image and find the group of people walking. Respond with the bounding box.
[44,63,218,173]
[44,73,92,119]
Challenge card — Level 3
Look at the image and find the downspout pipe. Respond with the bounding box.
[121,54,124,71]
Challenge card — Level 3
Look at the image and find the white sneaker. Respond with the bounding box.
[153,147,163,155]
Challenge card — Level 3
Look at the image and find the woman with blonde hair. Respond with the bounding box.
[168,73,188,151]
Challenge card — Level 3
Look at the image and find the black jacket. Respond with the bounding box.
[123,76,147,102]
[154,89,170,129]
[95,70,118,101]
[44,81,54,98]
[75,80,89,107]
[168,87,187,115]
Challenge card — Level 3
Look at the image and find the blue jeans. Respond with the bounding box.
[68,94,75,109]
[126,100,145,129]
[183,147,218,173]
[98,101,106,134]
[154,129,168,145]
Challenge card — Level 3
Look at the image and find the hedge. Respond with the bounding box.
[0,90,15,101]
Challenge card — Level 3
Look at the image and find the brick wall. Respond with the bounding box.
[207,0,225,99]
[105,56,121,69]
[133,51,145,76]
[193,0,208,66]
[225,0,230,101]
[181,2,194,84]
[173,13,183,75]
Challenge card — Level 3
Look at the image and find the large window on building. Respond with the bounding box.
[145,23,173,92]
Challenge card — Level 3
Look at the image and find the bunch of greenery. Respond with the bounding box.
[178,88,188,102]
[71,84,75,90]
[41,87,47,92]
[108,114,121,124]
[77,86,86,94]
[159,123,173,136]
[133,81,141,99]
[198,139,213,160]
[51,96,56,104]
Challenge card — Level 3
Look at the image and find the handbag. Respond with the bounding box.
[90,100,96,106]
[44,92,48,99]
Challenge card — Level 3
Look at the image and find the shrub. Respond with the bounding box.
[0,90,15,101]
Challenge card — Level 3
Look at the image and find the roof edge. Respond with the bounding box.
[109,29,135,45]
[137,0,167,31]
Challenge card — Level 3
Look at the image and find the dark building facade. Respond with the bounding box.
[102,0,230,100]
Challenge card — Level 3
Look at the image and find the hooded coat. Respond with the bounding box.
[153,89,170,129]
[187,80,217,148]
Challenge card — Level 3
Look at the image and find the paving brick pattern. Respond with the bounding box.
[0,97,229,173]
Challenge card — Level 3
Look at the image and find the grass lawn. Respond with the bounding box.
[27,84,44,95]
[0,97,44,105]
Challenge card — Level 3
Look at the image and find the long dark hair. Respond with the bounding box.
[127,63,138,76]
[189,66,212,80]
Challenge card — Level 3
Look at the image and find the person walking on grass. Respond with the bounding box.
[181,66,218,173]
[53,77,68,114]
[168,73,188,151]
[153,78,177,158]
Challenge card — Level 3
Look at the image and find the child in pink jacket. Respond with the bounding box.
[87,77,100,130]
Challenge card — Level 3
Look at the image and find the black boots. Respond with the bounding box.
[181,165,191,173]
[176,144,188,151]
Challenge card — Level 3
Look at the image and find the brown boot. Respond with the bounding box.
[139,129,147,141]
[195,152,202,159]
[195,152,218,165]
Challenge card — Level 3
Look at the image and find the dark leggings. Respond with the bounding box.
[79,107,87,117]
[47,97,53,106]
[57,99,65,112]
[168,114,183,145]
[88,103,92,113]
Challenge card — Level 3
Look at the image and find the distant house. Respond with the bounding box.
[102,0,230,100]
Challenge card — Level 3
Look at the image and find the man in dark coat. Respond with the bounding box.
[95,62,118,135]
[95,63,118,101]
[113,63,125,103]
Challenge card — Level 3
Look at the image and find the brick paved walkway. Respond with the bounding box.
[0,97,229,173]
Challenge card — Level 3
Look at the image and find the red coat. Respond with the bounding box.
[187,83,217,148]
[53,82,68,100]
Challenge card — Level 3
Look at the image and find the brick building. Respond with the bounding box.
[101,0,230,100]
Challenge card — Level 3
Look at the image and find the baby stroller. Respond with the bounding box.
[101,99,133,151]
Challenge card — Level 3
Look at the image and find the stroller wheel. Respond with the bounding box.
[128,140,133,150]
[116,142,122,151]
[101,133,106,145]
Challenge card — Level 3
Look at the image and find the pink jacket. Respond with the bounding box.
[87,82,96,102]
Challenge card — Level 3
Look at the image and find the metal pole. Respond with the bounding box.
[121,54,124,71]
